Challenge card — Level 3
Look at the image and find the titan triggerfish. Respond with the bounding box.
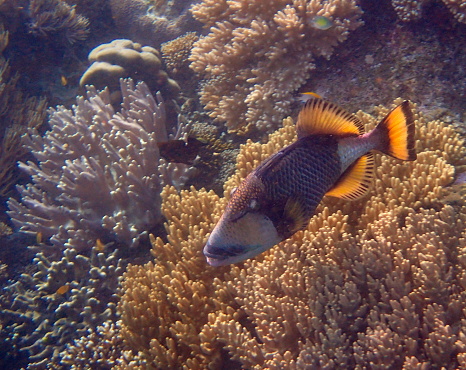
[204,99,416,266]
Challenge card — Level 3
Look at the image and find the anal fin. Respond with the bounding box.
[325,153,374,200]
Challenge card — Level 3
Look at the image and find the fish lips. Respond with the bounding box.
[203,243,250,266]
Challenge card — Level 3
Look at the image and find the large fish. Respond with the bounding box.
[204,99,416,266]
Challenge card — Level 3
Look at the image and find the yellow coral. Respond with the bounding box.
[118,100,466,368]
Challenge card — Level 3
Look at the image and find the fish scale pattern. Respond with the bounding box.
[257,135,341,233]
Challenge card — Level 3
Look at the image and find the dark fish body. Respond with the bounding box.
[249,135,342,239]
[204,99,416,266]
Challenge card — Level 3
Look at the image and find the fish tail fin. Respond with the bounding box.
[374,101,417,161]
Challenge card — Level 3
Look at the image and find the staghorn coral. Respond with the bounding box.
[117,99,466,368]
[7,79,193,251]
[0,244,124,368]
[60,320,126,369]
[80,39,180,101]
[392,0,466,23]
[28,0,90,44]
[189,0,364,134]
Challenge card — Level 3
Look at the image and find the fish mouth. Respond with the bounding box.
[203,244,247,267]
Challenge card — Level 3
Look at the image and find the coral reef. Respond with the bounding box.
[7,79,193,251]
[189,0,364,134]
[60,320,127,369]
[392,0,466,23]
[0,244,124,368]
[27,0,90,44]
[117,100,466,368]
[80,39,180,101]
[108,0,201,47]
[0,24,47,196]
[161,32,198,78]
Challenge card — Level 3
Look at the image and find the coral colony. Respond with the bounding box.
[0,0,465,368]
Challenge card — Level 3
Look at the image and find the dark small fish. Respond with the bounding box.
[204,99,416,266]
[158,137,205,165]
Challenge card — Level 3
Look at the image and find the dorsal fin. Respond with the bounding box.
[325,153,374,200]
[296,99,365,138]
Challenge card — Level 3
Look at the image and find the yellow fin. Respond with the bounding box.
[296,99,364,138]
[283,195,308,235]
[376,101,416,161]
[326,153,374,200]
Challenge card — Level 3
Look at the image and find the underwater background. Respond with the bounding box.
[0,0,465,368]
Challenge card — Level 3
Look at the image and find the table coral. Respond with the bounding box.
[116,100,466,368]
[189,0,364,134]
[7,79,193,251]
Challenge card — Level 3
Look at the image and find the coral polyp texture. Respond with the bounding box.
[7,79,192,251]
[189,0,363,134]
[117,100,466,368]
[392,0,466,23]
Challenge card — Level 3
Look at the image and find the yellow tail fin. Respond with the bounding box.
[376,101,416,161]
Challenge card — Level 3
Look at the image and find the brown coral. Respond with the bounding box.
[161,32,198,77]
[189,0,364,134]
[392,0,466,23]
[117,100,466,368]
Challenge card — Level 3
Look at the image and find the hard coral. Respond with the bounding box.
[80,39,180,101]
[189,0,364,134]
[0,244,123,368]
[8,79,192,251]
[117,100,466,368]
[392,0,466,23]
[28,0,90,44]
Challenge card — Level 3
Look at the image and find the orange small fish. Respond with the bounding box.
[95,238,106,251]
[36,232,43,244]
[297,92,322,103]
[56,285,69,295]
[61,75,68,86]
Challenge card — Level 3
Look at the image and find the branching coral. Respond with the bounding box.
[0,244,124,368]
[28,0,90,44]
[117,99,466,368]
[7,79,193,251]
[392,0,466,23]
[189,0,364,134]
[0,24,47,196]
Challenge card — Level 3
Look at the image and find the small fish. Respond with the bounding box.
[204,99,416,266]
[310,15,333,30]
[36,231,43,244]
[297,91,322,104]
[158,137,206,165]
[95,238,106,252]
[56,285,69,295]
[61,75,68,86]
